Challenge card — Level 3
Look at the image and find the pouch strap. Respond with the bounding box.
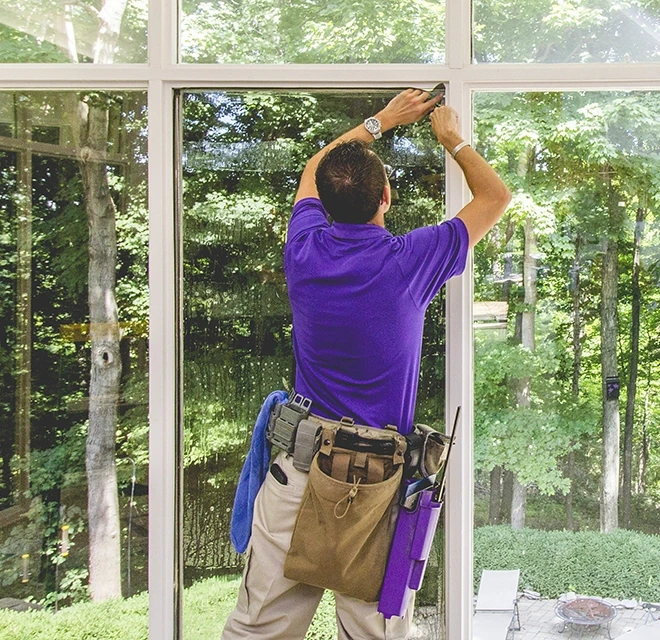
[367,457,385,484]
[319,426,336,456]
[332,451,352,482]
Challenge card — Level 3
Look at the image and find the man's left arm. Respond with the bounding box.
[294,89,441,204]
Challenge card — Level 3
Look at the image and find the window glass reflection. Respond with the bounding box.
[0,0,147,63]
[180,1,445,63]
[473,0,660,63]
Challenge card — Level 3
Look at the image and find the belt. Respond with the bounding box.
[265,394,406,473]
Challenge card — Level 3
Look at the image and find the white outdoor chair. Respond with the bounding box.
[473,569,521,640]
[641,602,660,624]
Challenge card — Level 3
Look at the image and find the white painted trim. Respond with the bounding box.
[147,79,177,640]
[2,62,660,88]
[444,80,475,640]
[446,0,471,69]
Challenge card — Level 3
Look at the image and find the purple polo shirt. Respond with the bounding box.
[284,197,468,435]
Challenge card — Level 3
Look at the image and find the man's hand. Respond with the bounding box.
[378,89,442,130]
[430,105,463,151]
[429,105,511,249]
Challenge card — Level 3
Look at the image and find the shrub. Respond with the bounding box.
[475,525,660,600]
[0,575,337,640]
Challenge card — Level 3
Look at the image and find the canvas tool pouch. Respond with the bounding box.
[283,422,405,602]
[405,423,451,478]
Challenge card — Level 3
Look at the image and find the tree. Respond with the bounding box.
[58,0,131,601]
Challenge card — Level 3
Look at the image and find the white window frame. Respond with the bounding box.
[1,0,659,637]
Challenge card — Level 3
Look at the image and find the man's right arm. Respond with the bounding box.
[430,106,511,249]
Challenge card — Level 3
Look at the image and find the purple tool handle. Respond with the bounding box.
[377,487,443,619]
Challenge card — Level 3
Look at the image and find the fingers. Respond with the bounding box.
[426,93,444,112]
[432,104,458,119]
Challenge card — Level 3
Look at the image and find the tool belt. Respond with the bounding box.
[266,393,447,479]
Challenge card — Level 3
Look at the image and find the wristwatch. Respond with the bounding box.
[364,117,382,140]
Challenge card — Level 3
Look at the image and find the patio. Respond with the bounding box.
[408,596,657,639]
[515,596,653,639]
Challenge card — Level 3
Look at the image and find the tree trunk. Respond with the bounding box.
[638,379,650,494]
[489,466,502,525]
[521,218,537,355]
[600,225,620,533]
[14,98,32,502]
[76,0,128,602]
[622,206,644,528]
[566,451,575,531]
[501,215,515,302]
[501,470,514,522]
[567,235,583,531]
[81,101,123,601]
[511,475,526,529]
[511,218,537,529]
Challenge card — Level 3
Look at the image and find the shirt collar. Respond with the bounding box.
[327,222,392,240]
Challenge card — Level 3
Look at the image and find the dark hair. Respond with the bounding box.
[315,139,387,224]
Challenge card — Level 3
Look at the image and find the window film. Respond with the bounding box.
[180,1,445,64]
[0,0,147,63]
[180,90,448,637]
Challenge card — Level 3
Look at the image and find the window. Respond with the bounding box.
[180,0,445,63]
[0,0,148,63]
[473,89,660,609]
[180,89,449,638]
[473,0,660,63]
[3,1,660,638]
[0,91,148,625]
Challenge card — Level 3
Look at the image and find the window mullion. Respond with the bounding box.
[148,78,178,640]
[444,79,475,640]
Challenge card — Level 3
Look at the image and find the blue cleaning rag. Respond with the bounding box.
[230,390,288,553]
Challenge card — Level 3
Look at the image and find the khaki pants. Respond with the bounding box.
[221,452,415,640]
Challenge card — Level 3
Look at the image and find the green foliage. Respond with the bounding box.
[0,0,147,63]
[473,89,660,520]
[475,526,660,601]
[0,590,149,640]
[474,324,597,494]
[41,568,89,609]
[0,576,337,640]
[473,0,660,63]
[28,424,87,495]
[180,0,445,64]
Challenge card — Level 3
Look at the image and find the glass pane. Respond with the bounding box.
[0,0,147,63]
[0,91,148,633]
[474,0,660,63]
[180,1,445,63]
[473,90,660,635]
[181,90,447,638]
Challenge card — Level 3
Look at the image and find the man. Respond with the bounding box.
[222,89,510,640]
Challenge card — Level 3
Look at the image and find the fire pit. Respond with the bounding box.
[554,597,616,639]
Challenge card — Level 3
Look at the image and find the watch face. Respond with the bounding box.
[364,117,381,134]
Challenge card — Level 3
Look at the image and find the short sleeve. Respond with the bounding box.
[394,217,469,309]
[287,197,329,243]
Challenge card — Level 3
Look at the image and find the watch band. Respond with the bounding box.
[450,141,470,159]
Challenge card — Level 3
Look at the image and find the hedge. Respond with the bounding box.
[2,527,659,638]
[475,526,660,601]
